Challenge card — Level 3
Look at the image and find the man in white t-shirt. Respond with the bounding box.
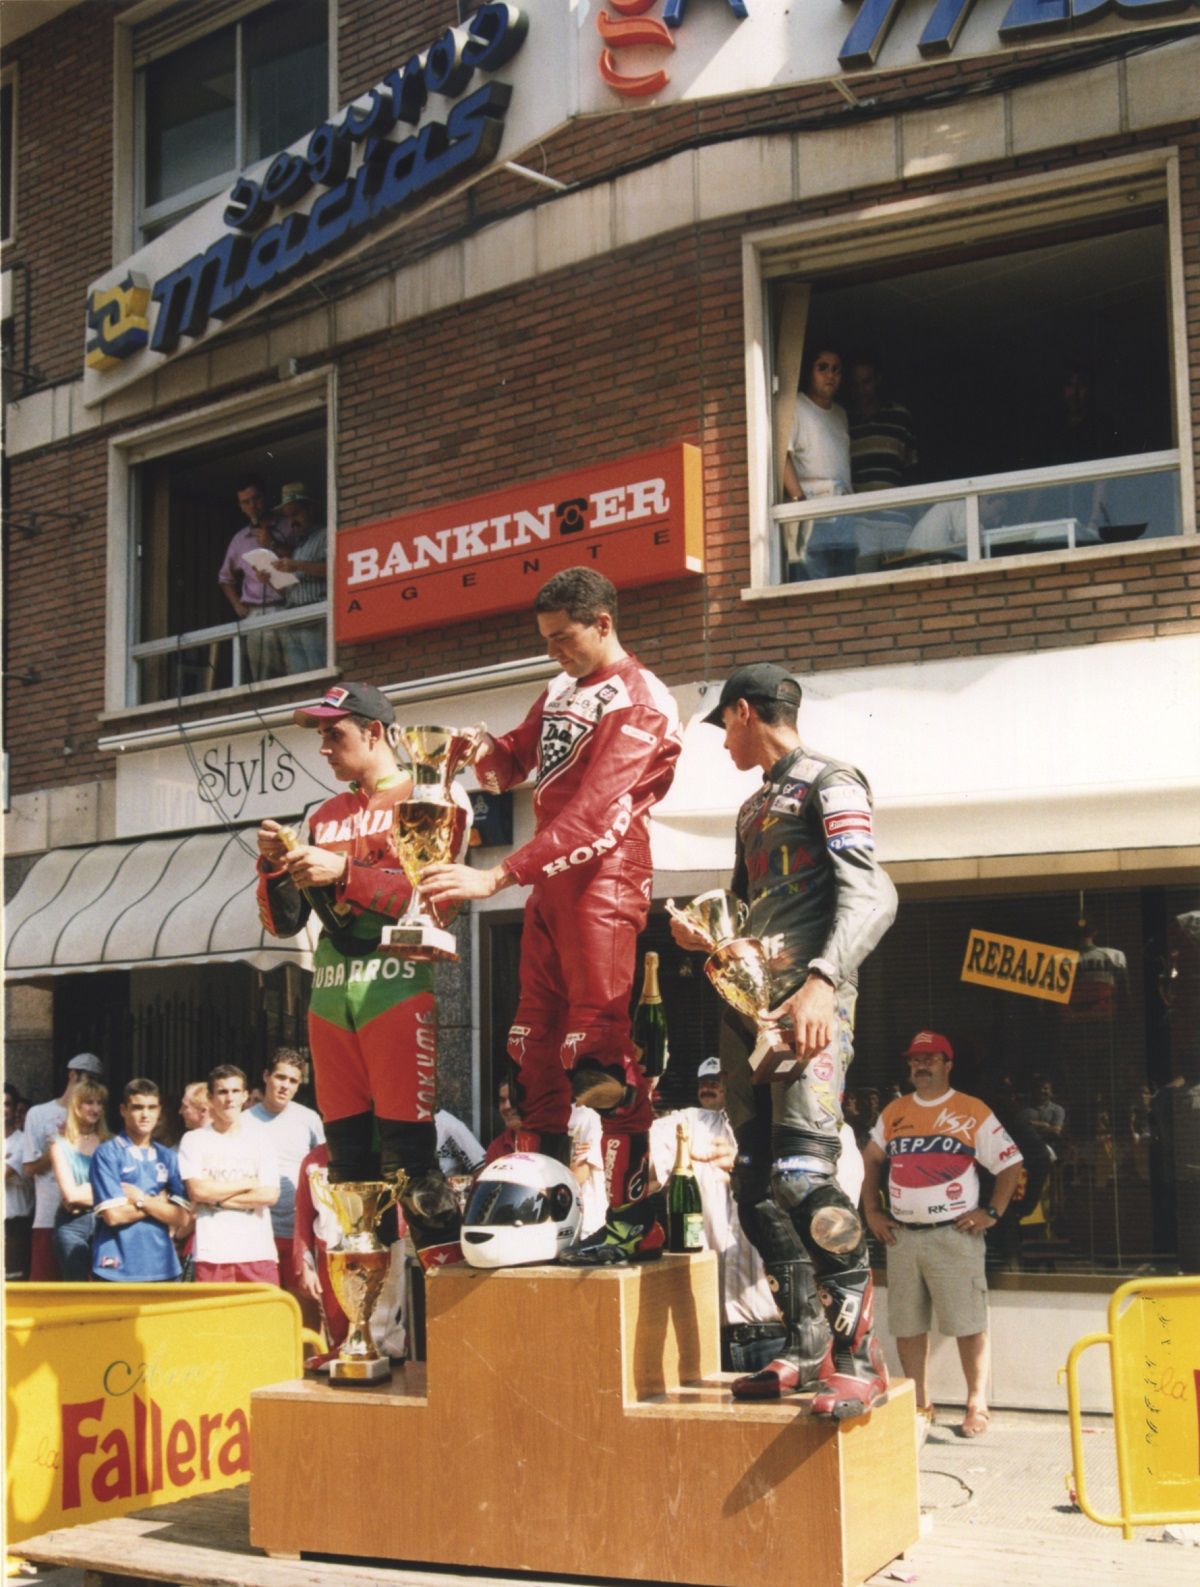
[5,1085,35,1278]
[249,1049,325,1319]
[568,1103,608,1238]
[649,1060,781,1366]
[179,1065,280,1284]
[861,1031,1024,1438]
[435,1109,486,1179]
[22,1052,105,1281]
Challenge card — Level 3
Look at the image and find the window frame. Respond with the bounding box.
[105,366,337,717]
[741,149,1196,597]
[114,0,337,256]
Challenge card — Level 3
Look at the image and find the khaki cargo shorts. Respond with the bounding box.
[885,1222,989,1338]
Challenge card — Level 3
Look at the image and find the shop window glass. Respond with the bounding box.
[770,218,1183,585]
[130,414,329,705]
[488,883,1198,1276]
[138,2,328,243]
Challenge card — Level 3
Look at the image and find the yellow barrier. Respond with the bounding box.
[5,1282,302,1546]
[1065,1275,1200,1539]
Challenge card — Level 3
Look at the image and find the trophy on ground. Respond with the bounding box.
[312,1178,400,1384]
[381,725,484,961]
[666,890,800,1084]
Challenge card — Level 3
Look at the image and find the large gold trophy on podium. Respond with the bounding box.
[667,890,800,1083]
[312,1179,400,1384]
[381,725,483,961]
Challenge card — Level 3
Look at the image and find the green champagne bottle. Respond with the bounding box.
[666,1122,703,1253]
[631,951,669,1079]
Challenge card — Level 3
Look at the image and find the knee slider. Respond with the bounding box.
[802,1182,868,1269]
[811,1203,864,1255]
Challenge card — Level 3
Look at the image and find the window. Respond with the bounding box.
[135,1,328,244]
[852,882,1199,1277]
[747,158,1193,589]
[122,394,331,708]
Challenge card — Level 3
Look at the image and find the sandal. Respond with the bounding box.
[959,1406,991,1437]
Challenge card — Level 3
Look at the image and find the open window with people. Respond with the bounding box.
[129,412,329,706]
[765,197,1185,586]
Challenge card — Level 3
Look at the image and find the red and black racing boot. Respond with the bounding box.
[396,1169,466,1270]
[559,1191,666,1266]
[731,1255,829,1400]
[808,1268,888,1420]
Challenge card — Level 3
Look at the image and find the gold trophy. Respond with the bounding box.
[669,889,798,1084]
[381,725,484,960]
[312,1178,400,1384]
[703,938,800,1084]
[665,889,748,951]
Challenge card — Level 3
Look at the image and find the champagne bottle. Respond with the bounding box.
[631,951,669,1079]
[666,1122,703,1253]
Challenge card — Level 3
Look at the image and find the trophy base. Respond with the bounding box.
[379,921,459,961]
[748,1031,804,1085]
[329,1354,393,1384]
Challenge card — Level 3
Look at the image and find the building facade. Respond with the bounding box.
[3,0,1198,1402]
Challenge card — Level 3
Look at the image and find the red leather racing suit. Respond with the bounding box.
[256,776,436,1128]
[478,654,681,1199]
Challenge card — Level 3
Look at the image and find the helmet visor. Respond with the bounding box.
[463,1178,575,1228]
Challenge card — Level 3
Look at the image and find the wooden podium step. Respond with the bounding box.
[250,1253,918,1587]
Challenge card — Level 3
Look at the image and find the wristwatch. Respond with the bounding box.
[984,1204,1001,1222]
[135,1197,146,1212]
[807,958,838,986]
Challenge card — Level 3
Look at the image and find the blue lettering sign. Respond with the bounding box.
[124,6,527,360]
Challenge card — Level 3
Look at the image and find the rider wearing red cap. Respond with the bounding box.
[256,682,468,1270]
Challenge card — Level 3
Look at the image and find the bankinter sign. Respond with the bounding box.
[336,443,704,641]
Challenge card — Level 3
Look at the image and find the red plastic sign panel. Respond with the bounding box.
[336,443,703,642]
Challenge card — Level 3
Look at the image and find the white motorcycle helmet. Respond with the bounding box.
[461,1153,583,1269]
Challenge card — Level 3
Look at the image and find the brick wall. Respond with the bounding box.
[3,11,1199,799]
[5,0,115,390]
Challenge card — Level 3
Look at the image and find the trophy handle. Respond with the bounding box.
[311,1171,336,1218]
[665,897,716,952]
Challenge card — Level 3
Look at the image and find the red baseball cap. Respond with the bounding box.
[293,682,394,727]
[903,1031,954,1062]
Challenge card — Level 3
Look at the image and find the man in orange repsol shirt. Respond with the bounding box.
[256,683,469,1269]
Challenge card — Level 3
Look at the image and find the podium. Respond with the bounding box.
[250,1254,919,1586]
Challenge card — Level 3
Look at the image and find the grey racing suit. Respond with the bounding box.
[722,743,898,1145]
[721,743,898,1409]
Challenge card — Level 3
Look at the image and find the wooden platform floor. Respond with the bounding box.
[11,1412,1200,1587]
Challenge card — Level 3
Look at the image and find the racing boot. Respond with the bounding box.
[391,1167,465,1271]
[559,1189,666,1266]
[731,1255,829,1399]
[808,1267,888,1421]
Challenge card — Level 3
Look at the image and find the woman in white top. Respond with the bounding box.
[782,347,855,580]
[50,1080,110,1281]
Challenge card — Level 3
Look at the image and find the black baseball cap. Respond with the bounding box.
[703,663,802,726]
[293,683,395,727]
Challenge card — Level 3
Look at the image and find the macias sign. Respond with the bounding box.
[83,4,533,394]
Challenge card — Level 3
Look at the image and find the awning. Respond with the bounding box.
[4,829,317,978]
[649,635,1200,874]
